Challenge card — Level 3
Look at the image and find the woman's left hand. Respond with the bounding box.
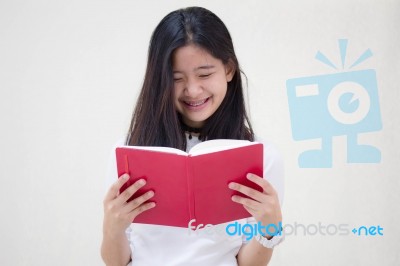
[228,173,282,236]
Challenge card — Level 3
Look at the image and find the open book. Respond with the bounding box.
[115,139,263,227]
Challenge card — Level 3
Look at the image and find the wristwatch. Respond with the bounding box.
[254,232,285,249]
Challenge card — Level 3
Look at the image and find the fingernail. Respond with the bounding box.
[148,191,154,197]
[122,174,129,179]
[228,183,235,189]
[247,173,253,179]
[138,179,146,185]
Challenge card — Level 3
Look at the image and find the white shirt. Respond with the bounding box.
[106,134,284,266]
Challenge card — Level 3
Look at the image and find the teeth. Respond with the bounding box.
[185,98,207,106]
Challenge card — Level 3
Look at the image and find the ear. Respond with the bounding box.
[225,60,235,82]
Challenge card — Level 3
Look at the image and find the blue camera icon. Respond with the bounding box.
[286,69,382,168]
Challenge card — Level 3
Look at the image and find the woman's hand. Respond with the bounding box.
[103,174,156,236]
[228,173,282,236]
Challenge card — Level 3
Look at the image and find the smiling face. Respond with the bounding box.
[172,44,234,128]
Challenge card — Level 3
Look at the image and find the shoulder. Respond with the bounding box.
[254,136,284,166]
[114,134,128,146]
[109,135,129,152]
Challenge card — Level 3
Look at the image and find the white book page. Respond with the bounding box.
[189,139,259,156]
[117,145,188,156]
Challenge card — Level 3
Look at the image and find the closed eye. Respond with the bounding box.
[199,73,212,78]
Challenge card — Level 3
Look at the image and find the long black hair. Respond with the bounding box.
[126,6,254,150]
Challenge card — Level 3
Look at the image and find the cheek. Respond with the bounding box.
[172,87,180,109]
[208,78,227,95]
[174,82,186,94]
[173,85,181,100]
[216,83,228,100]
[173,89,188,114]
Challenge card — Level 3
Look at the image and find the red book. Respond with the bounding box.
[115,139,263,228]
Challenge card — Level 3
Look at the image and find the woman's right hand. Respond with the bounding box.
[103,173,156,236]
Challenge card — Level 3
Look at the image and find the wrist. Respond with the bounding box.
[103,227,127,241]
[255,233,285,249]
[258,220,283,238]
[255,228,285,249]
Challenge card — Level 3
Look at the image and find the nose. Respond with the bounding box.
[184,79,203,98]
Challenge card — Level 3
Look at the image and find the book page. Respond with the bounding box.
[189,139,259,156]
[117,145,188,156]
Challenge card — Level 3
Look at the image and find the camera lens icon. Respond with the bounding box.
[286,69,382,168]
[327,81,370,125]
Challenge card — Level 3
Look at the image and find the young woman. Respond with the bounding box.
[102,6,284,266]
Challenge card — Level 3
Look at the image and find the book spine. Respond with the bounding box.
[186,155,196,225]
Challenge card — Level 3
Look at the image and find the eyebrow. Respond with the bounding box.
[173,65,215,73]
[195,65,215,71]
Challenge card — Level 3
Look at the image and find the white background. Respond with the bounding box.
[1,0,399,265]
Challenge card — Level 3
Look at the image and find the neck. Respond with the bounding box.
[181,123,202,140]
[181,123,202,134]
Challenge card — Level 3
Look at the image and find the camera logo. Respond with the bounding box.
[286,39,382,168]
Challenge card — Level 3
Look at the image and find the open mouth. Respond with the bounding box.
[183,97,210,107]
